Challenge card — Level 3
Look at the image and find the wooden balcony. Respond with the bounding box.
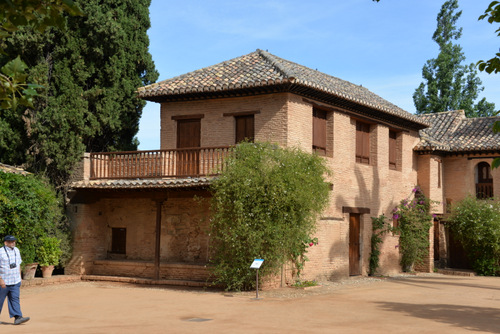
[89,146,232,180]
[476,183,494,199]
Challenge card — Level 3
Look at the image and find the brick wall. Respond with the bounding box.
[160,94,289,149]
[443,155,500,206]
[66,191,212,277]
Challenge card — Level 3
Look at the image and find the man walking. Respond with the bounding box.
[0,235,30,325]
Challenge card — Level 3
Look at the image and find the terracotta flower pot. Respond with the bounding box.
[41,265,55,278]
[22,263,38,280]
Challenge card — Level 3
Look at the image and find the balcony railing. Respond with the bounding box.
[89,146,232,180]
[476,182,494,199]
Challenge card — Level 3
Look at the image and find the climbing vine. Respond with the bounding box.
[392,187,435,271]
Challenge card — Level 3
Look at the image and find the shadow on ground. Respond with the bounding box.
[374,301,500,333]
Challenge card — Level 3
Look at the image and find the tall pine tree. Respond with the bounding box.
[2,0,158,187]
[413,0,495,117]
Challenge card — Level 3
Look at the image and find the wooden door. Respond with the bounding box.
[349,214,361,275]
[177,119,201,176]
[433,219,440,261]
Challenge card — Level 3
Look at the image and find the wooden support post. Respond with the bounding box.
[154,200,164,280]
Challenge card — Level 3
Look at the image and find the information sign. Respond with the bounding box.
[250,259,264,269]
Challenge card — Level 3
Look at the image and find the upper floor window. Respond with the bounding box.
[476,162,493,199]
[313,108,327,156]
[235,115,254,143]
[356,121,370,164]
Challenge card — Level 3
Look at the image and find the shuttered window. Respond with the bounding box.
[235,115,254,143]
[389,130,397,170]
[313,108,327,155]
[356,121,370,164]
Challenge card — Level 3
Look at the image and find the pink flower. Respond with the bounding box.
[393,214,400,220]
[309,242,314,247]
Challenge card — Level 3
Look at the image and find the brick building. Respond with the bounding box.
[66,50,500,285]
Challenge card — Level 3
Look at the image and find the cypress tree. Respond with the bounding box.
[2,0,158,186]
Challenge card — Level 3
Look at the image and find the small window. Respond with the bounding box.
[389,130,397,170]
[111,228,126,254]
[356,121,370,164]
[313,108,327,155]
[235,115,254,143]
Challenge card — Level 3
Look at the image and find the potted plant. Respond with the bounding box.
[37,237,62,278]
[19,241,38,280]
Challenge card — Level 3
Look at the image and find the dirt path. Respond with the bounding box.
[1,274,499,333]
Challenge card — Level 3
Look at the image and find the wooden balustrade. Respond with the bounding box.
[476,183,494,199]
[89,146,232,179]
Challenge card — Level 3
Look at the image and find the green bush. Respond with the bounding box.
[209,142,331,291]
[447,196,500,276]
[0,171,71,266]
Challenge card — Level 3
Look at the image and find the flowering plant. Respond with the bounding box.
[392,186,435,271]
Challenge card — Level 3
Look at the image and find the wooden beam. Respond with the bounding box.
[342,206,370,214]
[171,114,204,120]
[222,110,261,117]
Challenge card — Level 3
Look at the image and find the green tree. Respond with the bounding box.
[1,0,158,187]
[0,171,71,267]
[448,196,500,276]
[209,142,331,291]
[413,0,496,117]
[477,1,500,74]
[0,0,82,110]
[477,1,500,168]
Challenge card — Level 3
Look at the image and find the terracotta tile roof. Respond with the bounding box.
[0,163,30,176]
[415,110,500,153]
[70,177,212,190]
[138,49,428,129]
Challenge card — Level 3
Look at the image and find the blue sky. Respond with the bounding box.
[137,0,500,150]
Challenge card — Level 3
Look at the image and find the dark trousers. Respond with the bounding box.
[0,282,23,318]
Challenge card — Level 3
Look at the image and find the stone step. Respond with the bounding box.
[82,275,213,288]
[437,268,476,277]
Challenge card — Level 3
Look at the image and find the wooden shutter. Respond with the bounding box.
[235,115,254,143]
[389,130,397,169]
[356,121,370,164]
[313,108,327,155]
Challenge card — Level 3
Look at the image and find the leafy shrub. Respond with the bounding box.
[392,187,434,271]
[209,142,330,291]
[369,215,392,276]
[0,171,71,266]
[37,236,63,266]
[447,196,500,276]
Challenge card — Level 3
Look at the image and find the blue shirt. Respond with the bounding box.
[0,246,22,285]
